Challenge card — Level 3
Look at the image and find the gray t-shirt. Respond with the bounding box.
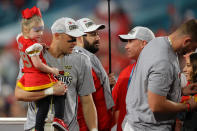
[125,37,182,131]
[18,50,96,131]
[74,46,114,109]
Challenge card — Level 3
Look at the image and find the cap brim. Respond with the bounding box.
[67,29,85,37]
[119,34,136,42]
[84,24,105,32]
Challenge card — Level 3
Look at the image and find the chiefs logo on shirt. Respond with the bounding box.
[55,71,73,87]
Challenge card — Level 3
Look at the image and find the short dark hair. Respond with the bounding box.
[177,19,197,42]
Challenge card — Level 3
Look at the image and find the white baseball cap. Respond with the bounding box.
[119,26,155,42]
[51,17,85,37]
[76,18,105,33]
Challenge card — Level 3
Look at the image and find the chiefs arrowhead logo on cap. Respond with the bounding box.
[85,21,94,28]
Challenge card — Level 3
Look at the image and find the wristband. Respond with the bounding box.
[91,128,98,131]
[44,87,54,95]
[185,103,190,112]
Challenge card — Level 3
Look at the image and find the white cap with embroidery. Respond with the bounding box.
[51,17,85,37]
[76,18,105,33]
[119,26,155,42]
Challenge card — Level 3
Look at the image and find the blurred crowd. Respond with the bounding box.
[0,0,52,27]
[0,0,196,118]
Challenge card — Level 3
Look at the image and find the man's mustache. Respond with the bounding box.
[93,41,99,45]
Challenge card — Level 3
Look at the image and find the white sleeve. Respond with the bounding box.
[25,43,43,57]
[16,33,22,43]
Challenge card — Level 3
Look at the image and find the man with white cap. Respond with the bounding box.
[124,19,197,131]
[112,26,155,131]
[15,17,98,131]
[75,18,115,131]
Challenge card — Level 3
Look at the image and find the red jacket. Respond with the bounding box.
[112,63,136,131]
[77,69,112,131]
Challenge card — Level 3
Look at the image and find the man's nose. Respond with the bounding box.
[125,43,129,49]
[73,41,77,45]
[95,35,100,40]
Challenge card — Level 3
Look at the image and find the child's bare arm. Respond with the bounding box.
[31,55,59,75]
[25,43,59,75]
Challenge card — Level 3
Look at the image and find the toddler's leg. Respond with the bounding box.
[54,95,65,119]
[52,95,69,131]
[35,96,51,131]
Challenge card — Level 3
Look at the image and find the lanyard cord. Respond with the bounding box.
[127,63,136,90]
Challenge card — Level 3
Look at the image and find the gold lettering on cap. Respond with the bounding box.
[69,25,78,30]
[85,22,94,28]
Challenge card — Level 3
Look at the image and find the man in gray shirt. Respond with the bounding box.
[75,18,115,130]
[124,19,197,131]
[15,17,98,131]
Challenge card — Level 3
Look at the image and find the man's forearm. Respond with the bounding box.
[80,94,97,130]
[148,90,187,113]
[158,99,187,113]
[15,86,46,102]
[15,81,66,102]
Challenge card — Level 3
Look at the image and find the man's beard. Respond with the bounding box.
[83,37,99,54]
[177,47,195,56]
[177,48,188,56]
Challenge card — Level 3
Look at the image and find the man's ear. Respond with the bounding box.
[183,36,192,46]
[54,33,60,39]
[141,40,147,48]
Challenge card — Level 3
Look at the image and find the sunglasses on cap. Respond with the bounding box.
[67,37,76,43]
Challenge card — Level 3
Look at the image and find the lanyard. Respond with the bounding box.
[127,63,136,90]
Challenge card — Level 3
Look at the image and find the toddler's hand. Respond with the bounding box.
[52,68,59,76]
